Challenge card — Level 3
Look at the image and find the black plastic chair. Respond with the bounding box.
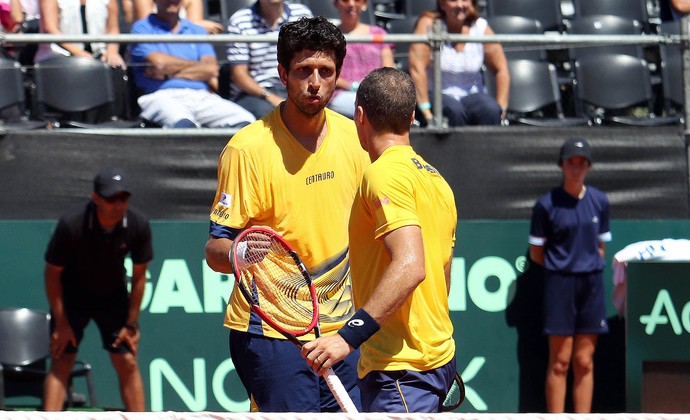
[0,58,46,130]
[659,41,684,122]
[487,15,547,61]
[567,15,644,60]
[486,59,589,126]
[0,308,96,409]
[574,53,680,126]
[572,0,650,32]
[485,0,565,32]
[33,56,141,128]
[386,16,418,73]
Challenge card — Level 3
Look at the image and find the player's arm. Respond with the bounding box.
[45,262,76,359]
[302,225,425,374]
[205,235,234,274]
[445,249,453,295]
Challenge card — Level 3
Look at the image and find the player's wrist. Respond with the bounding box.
[337,308,380,349]
[124,321,139,332]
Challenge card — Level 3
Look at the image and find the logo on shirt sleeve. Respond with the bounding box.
[219,192,232,208]
[373,196,390,209]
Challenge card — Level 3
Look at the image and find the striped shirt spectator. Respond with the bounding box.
[225,0,312,118]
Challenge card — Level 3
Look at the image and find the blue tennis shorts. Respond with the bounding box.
[544,270,609,336]
[229,329,362,412]
[358,357,456,413]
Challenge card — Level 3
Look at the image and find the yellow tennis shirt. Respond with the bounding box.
[210,107,370,339]
[348,145,457,377]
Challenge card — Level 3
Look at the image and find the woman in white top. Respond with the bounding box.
[409,0,509,126]
[35,0,125,67]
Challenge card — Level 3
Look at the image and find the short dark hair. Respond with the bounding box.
[356,67,416,135]
[277,16,347,74]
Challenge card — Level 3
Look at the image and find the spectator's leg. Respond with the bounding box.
[460,93,502,126]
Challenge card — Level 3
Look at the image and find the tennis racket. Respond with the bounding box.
[231,227,358,413]
[441,372,466,412]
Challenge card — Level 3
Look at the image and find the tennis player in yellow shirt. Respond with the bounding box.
[302,67,458,412]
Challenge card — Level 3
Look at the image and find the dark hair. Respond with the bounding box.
[421,0,479,25]
[277,16,347,74]
[356,67,416,135]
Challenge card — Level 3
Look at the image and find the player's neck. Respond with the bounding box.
[281,103,327,153]
[369,133,410,162]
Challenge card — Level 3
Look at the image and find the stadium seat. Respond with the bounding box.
[485,59,589,126]
[33,56,141,128]
[386,16,418,73]
[0,58,45,130]
[486,15,547,61]
[0,308,96,409]
[571,0,651,33]
[566,14,644,61]
[659,39,684,122]
[485,0,565,32]
[574,53,680,126]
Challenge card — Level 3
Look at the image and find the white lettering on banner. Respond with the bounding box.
[150,358,207,411]
[131,256,520,314]
[148,358,250,412]
[148,356,487,412]
[639,289,690,335]
[149,259,204,313]
[462,357,488,411]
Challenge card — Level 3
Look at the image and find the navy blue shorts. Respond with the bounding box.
[544,270,609,336]
[51,304,131,354]
[229,329,362,412]
[358,357,456,413]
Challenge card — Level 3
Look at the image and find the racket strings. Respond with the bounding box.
[236,237,316,334]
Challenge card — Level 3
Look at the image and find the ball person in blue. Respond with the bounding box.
[528,138,611,413]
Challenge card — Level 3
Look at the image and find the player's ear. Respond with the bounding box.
[278,63,288,86]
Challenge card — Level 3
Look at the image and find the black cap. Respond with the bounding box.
[559,138,592,164]
[93,167,131,198]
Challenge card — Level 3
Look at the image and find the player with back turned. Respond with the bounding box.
[204,16,369,412]
[302,67,458,413]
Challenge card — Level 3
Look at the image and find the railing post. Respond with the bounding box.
[431,19,446,129]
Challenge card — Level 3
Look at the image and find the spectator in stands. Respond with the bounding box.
[408,0,509,127]
[129,0,255,128]
[328,0,394,118]
[132,0,223,34]
[34,0,125,68]
[225,0,312,119]
[528,138,612,413]
[660,0,689,21]
[43,167,150,412]
[0,0,38,64]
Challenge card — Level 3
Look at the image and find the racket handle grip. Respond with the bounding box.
[324,367,359,413]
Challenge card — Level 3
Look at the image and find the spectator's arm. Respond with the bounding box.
[40,0,93,59]
[672,0,690,14]
[144,51,219,82]
[408,15,433,123]
[132,0,152,21]
[102,0,126,68]
[184,0,224,34]
[230,63,283,106]
[9,0,24,30]
[381,44,395,68]
[483,25,510,116]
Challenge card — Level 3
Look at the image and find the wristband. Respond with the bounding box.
[228,241,248,270]
[350,81,360,92]
[125,322,139,331]
[337,308,380,349]
[419,101,431,111]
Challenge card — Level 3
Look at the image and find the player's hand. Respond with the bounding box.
[113,326,140,357]
[301,334,353,376]
[50,322,77,359]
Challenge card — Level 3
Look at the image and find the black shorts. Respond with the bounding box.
[51,303,131,354]
[544,270,609,336]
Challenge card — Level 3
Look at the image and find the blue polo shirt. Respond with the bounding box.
[130,15,216,94]
[529,186,612,273]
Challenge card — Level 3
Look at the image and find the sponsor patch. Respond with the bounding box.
[219,192,232,208]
